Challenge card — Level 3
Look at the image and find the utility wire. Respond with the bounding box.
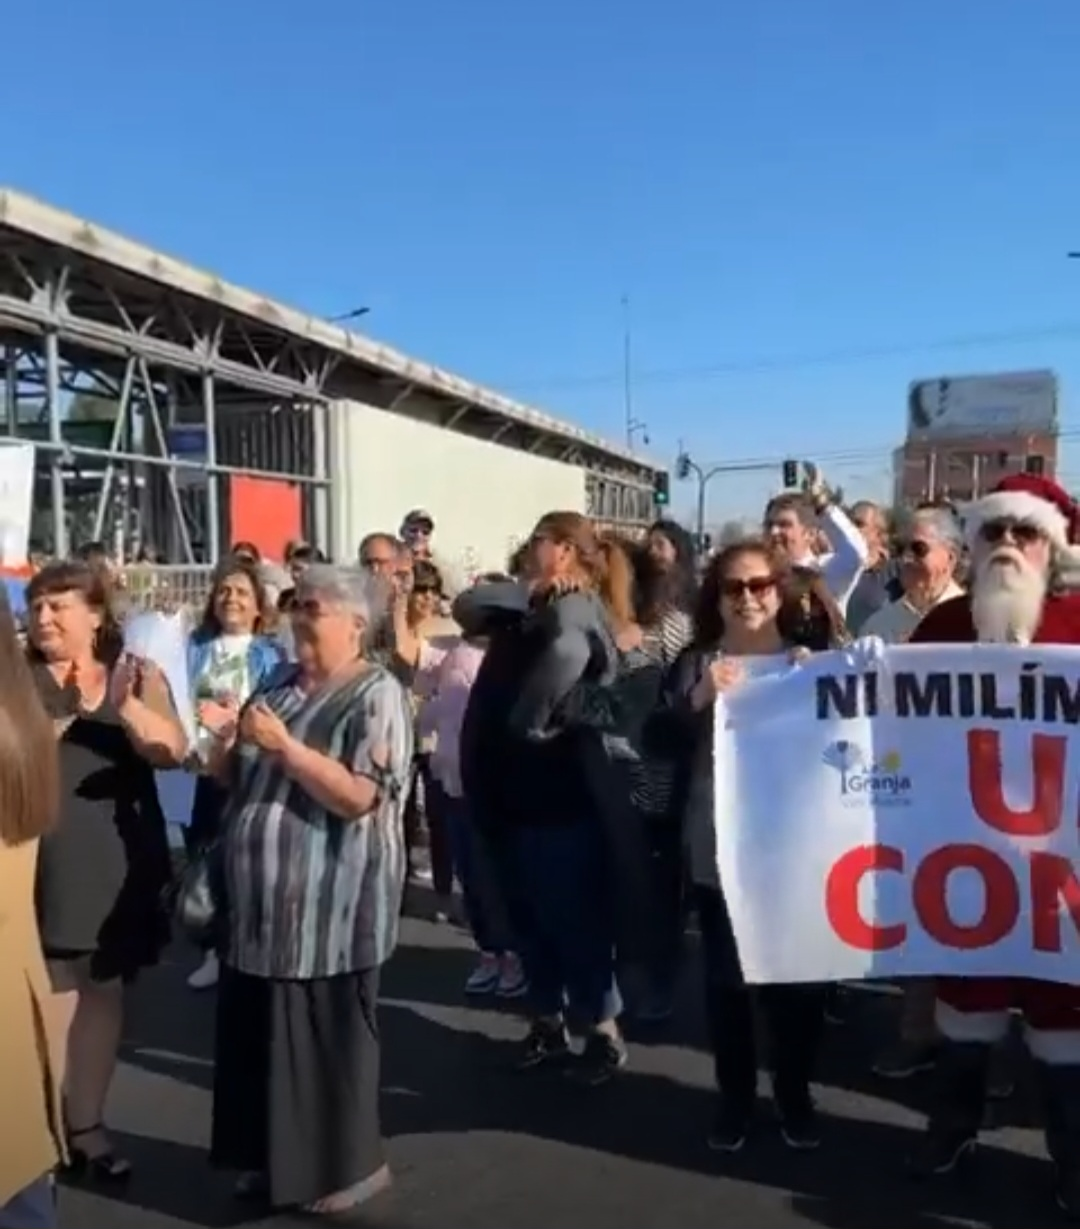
[503,323,1080,394]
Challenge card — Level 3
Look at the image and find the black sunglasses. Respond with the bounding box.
[980,518,1045,547]
[897,539,933,560]
[721,576,777,598]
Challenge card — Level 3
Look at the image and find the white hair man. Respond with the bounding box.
[906,473,1080,1217]
[860,506,965,646]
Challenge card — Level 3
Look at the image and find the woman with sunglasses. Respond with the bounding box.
[646,538,846,1155]
[396,561,458,918]
[860,508,965,647]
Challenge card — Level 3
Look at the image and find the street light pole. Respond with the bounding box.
[622,294,648,449]
[677,452,780,551]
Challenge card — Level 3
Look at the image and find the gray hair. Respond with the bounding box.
[906,506,964,556]
[294,564,390,629]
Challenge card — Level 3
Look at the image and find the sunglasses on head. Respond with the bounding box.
[980,518,1045,547]
[721,576,776,599]
[897,539,933,560]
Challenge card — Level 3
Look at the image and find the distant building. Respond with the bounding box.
[893,433,1058,506]
[893,370,1058,507]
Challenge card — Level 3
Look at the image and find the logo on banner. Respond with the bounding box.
[822,740,913,807]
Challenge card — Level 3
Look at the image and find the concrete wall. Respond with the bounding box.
[329,399,587,579]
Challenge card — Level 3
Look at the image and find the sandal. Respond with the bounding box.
[64,1123,132,1184]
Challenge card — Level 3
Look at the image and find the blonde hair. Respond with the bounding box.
[598,536,637,631]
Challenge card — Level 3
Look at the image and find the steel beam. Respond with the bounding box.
[0,292,323,402]
[43,327,66,556]
[202,370,221,561]
[90,355,137,542]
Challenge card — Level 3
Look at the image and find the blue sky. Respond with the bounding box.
[4,0,1080,520]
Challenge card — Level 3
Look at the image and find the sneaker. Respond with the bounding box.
[777,1098,822,1151]
[465,953,501,996]
[907,1127,977,1178]
[517,1020,571,1070]
[569,1032,627,1086]
[707,1102,752,1153]
[872,1041,938,1080]
[187,951,219,991]
[496,953,528,998]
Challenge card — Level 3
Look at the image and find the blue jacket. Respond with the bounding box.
[186,631,285,698]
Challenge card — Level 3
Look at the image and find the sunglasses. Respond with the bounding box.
[897,539,933,560]
[412,583,440,596]
[721,576,777,599]
[980,519,1045,547]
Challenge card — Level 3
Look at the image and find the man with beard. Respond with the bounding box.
[907,472,1080,1218]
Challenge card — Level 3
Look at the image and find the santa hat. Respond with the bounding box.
[964,473,1080,584]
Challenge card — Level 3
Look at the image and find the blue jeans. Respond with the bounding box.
[512,820,621,1027]
[443,792,516,954]
[0,1177,56,1229]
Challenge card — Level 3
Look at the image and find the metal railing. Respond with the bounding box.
[117,564,216,616]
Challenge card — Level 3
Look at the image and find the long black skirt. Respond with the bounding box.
[211,963,384,1209]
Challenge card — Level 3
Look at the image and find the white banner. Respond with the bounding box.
[714,643,1080,985]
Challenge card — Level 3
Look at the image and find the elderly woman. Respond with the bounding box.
[206,564,413,1221]
[860,506,965,646]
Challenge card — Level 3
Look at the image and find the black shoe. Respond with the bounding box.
[777,1099,822,1151]
[707,1102,752,1154]
[823,987,848,1025]
[517,1020,571,1070]
[569,1033,627,1086]
[872,1042,939,1080]
[1056,1162,1080,1220]
[907,1127,977,1178]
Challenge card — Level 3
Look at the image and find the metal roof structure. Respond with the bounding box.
[0,188,661,477]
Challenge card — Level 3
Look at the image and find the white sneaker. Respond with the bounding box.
[496,953,528,998]
[465,952,501,995]
[188,951,219,990]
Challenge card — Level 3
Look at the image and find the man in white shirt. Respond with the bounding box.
[763,464,869,614]
[861,506,965,645]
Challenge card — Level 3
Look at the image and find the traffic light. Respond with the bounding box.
[782,459,799,488]
[675,452,692,481]
[1025,454,1045,476]
[653,471,671,506]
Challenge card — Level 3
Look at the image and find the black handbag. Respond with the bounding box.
[174,842,225,947]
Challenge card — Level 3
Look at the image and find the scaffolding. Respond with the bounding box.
[0,189,663,562]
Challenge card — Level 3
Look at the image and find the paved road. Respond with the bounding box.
[60,915,1054,1229]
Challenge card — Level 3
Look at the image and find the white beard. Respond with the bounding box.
[970,549,1048,645]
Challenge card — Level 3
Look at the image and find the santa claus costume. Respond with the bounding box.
[909,472,1080,1217]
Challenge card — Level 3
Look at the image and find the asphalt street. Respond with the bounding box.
[59,913,1057,1229]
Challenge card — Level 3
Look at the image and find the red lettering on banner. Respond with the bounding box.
[1030,853,1080,953]
[912,844,1018,949]
[967,730,1065,837]
[825,843,1078,954]
[825,845,906,951]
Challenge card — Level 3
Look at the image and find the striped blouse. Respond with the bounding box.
[221,662,414,980]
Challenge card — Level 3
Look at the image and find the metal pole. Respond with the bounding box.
[3,346,18,436]
[91,355,137,542]
[202,370,221,562]
[44,329,67,557]
[696,469,707,551]
[622,294,633,448]
[311,400,329,557]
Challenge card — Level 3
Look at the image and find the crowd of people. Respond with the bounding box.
[1,470,1079,1227]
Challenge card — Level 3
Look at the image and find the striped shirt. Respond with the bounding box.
[631,608,693,815]
[221,662,414,980]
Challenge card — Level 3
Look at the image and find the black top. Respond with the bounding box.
[33,663,171,974]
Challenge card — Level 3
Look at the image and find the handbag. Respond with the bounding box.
[174,841,225,948]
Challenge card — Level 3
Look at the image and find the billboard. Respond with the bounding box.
[906,370,1057,439]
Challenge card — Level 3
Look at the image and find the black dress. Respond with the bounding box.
[33,663,172,983]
